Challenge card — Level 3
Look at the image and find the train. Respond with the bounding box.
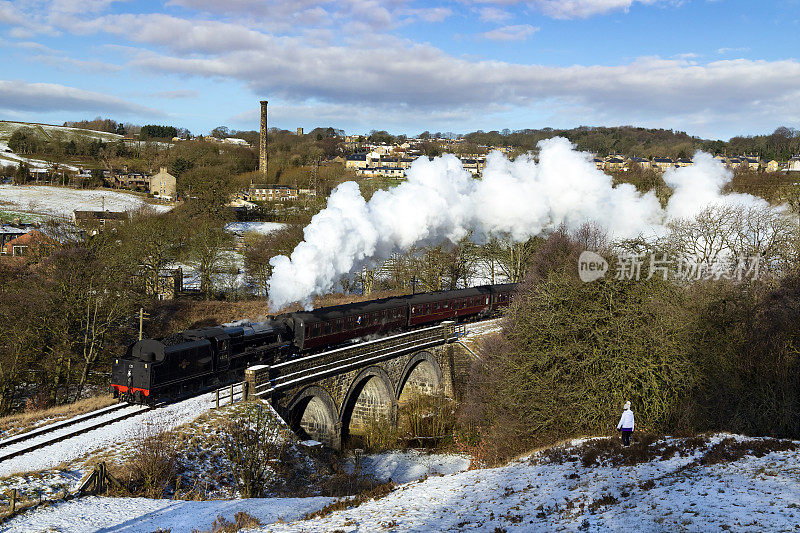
[111,283,517,405]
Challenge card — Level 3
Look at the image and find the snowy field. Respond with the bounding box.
[0,140,79,171]
[266,434,800,532]
[225,221,287,235]
[0,185,171,218]
[6,433,800,532]
[3,495,334,533]
[350,449,470,484]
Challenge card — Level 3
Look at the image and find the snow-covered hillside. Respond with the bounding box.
[0,121,122,144]
[0,121,124,172]
[0,185,171,218]
[4,432,800,532]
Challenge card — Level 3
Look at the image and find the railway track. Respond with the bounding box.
[0,403,151,463]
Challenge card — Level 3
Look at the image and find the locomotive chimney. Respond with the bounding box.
[259,100,268,176]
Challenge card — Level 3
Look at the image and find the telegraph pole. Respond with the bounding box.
[138,308,150,341]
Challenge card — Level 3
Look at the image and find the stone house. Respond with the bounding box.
[150,167,177,200]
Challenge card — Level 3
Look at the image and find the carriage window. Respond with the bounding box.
[305,326,310,337]
[434,302,440,310]
[486,296,490,304]
[324,322,332,334]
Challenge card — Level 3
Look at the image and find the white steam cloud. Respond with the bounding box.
[267,137,768,309]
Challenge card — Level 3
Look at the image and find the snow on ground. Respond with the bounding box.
[3,495,334,533]
[0,141,78,171]
[350,450,470,484]
[8,433,800,532]
[0,185,171,218]
[263,434,800,532]
[225,221,287,235]
[0,392,220,478]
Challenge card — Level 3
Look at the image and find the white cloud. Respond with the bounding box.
[150,89,200,99]
[31,54,123,73]
[399,7,452,22]
[528,0,657,19]
[478,6,512,22]
[0,80,161,115]
[0,1,24,25]
[718,47,750,54]
[481,24,539,41]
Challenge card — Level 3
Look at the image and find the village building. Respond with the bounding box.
[652,157,674,172]
[788,156,800,172]
[0,225,29,250]
[605,156,626,172]
[766,160,780,172]
[1,229,57,259]
[357,167,405,179]
[745,157,760,171]
[73,210,129,234]
[113,171,150,190]
[150,167,177,200]
[249,184,299,201]
[345,153,369,170]
[627,156,649,169]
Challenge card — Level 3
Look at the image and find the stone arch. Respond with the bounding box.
[339,366,396,447]
[396,350,444,404]
[287,385,340,449]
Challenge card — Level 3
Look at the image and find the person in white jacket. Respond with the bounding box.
[617,401,634,446]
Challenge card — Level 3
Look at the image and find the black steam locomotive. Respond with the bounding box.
[111,283,517,405]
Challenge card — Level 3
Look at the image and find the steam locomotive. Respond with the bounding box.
[111,283,517,405]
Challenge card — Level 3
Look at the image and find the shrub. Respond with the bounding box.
[218,403,286,498]
[123,421,180,498]
[699,437,797,466]
[399,392,456,448]
[208,512,263,533]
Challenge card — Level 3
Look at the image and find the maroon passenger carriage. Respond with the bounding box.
[287,283,517,352]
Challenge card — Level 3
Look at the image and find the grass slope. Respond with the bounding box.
[0,121,122,144]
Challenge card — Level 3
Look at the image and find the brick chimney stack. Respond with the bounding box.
[259,100,268,176]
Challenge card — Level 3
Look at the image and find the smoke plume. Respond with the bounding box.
[267,137,768,309]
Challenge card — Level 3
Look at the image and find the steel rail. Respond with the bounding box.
[0,406,150,463]
[0,403,128,450]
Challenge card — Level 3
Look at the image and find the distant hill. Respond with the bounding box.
[0,120,123,144]
[464,125,800,161]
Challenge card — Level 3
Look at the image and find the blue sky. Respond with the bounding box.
[0,0,798,139]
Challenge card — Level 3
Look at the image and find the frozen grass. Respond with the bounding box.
[0,395,117,440]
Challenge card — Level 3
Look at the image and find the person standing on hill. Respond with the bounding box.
[617,401,635,447]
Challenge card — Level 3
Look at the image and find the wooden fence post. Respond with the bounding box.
[229,384,234,406]
[215,389,220,409]
[242,381,249,402]
[10,488,16,514]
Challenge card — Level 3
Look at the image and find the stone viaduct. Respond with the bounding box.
[245,323,471,449]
